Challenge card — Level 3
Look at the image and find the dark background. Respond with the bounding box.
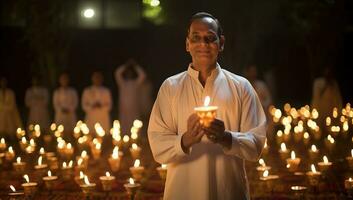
[1,0,352,121]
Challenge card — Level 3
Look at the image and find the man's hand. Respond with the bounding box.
[203,119,232,149]
[181,114,205,153]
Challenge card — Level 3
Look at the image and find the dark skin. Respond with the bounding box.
[181,17,232,153]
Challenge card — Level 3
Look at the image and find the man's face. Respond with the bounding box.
[186,17,224,67]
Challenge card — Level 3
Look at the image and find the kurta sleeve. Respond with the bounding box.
[101,89,112,112]
[81,89,91,112]
[148,80,188,164]
[70,89,79,112]
[53,90,60,112]
[223,80,267,162]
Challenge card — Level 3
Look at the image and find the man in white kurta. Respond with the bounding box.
[82,72,112,133]
[25,78,50,129]
[53,73,78,133]
[148,12,266,200]
[115,60,146,134]
[0,77,22,139]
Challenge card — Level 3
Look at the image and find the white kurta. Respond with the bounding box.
[82,86,112,132]
[25,86,50,129]
[0,89,22,136]
[148,64,267,200]
[115,65,146,134]
[53,87,78,132]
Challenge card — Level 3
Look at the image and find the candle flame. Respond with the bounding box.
[10,185,16,192]
[204,96,210,106]
[129,178,135,184]
[77,158,83,166]
[68,160,73,167]
[259,158,265,166]
[280,143,287,151]
[311,164,317,173]
[38,156,43,165]
[291,151,296,159]
[67,143,72,149]
[351,149,353,158]
[29,139,35,146]
[323,156,329,163]
[84,175,90,185]
[161,164,167,169]
[40,147,45,154]
[21,137,27,143]
[263,170,269,177]
[350,177,353,182]
[8,146,14,153]
[112,146,119,159]
[106,172,110,177]
[0,138,5,144]
[123,135,130,143]
[16,157,21,163]
[95,143,101,150]
[80,171,85,178]
[23,174,29,183]
[134,159,140,167]
[311,145,317,152]
[48,170,52,177]
[81,150,87,158]
[132,143,138,150]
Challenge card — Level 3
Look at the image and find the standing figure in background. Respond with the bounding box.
[53,73,78,135]
[82,71,112,133]
[115,59,146,135]
[312,66,342,125]
[0,77,22,140]
[25,76,50,131]
[244,64,272,112]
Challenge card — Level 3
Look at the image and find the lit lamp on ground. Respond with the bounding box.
[345,177,353,196]
[306,164,321,187]
[317,156,332,172]
[194,96,218,128]
[259,170,279,192]
[91,142,102,160]
[124,177,141,200]
[80,175,96,197]
[256,158,271,177]
[13,157,26,174]
[324,135,335,152]
[279,143,290,160]
[34,156,48,177]
[123,135,130,150]
[286,151,301,172]
[77,150,89,166]
[308,144,320,161]
[291,185,307,199]
[5,146,15,161]
[61,161,73,180]
[130,143,141,159]
[129,159,145,182]
[276,130,284,145]
[8,185,24,200]
[346,149,353,170]
[303,132,310,146]
[99,171,116,191]
[75,171,85,186]
[21,174,37,197]
[109,146,123,172]
[42,170,58,190]
[64,143,74,159]
[0,138,6,152]
[156,164,168,181]
[19,137,27,151]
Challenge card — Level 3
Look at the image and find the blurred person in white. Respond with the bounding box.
[53,72,78,134]
[312,66,342,125]
[115,59,147,135]
[244,64,272,113]
[148,12,267,200]
[25,76,50,131]
[82,71,112,133]
[0,77,22,140]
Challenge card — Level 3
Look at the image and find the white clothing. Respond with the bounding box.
[115,65,146,134]
[82,85,112,132]
[25,86,50,129]
[148,64,267,200]
[53,87,78,132]
[252,80,272,110]
[0,89,22,136]
[312,77,342,123]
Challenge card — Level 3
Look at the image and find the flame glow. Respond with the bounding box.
[129,178,135,184]
[203,96,210,106]
[134,159,140,167]
[23,174,29,183]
